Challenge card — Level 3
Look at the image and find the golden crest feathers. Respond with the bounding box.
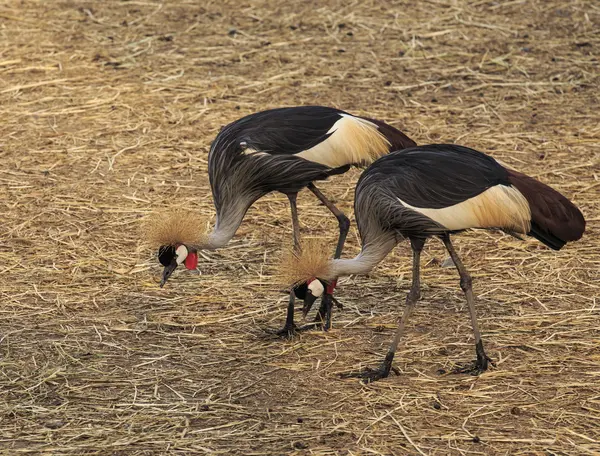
[142,208,208,248]
[277,239,333,287]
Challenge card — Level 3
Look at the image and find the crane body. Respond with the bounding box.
[282,144,585,381]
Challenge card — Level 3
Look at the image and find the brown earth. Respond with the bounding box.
[0,0,598,454]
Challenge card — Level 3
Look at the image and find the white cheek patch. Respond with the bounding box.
[308,280,325,297]
[175,245,189,265]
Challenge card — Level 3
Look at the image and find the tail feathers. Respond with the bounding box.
[529,222,567,250]
[507,169,585,250]
[360,117,417,151]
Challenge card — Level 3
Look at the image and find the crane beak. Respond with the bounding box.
[302,291,318,318]
[159,261,178,288]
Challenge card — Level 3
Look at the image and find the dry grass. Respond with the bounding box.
[1,0,599,454]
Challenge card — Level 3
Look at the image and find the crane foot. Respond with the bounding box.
[274,323,298,339]
[339,353,400,383]
[452,342,495,375]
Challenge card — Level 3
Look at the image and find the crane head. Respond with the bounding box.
[293,278,326,317]
[143,208,207,288]
[158,243,198,287]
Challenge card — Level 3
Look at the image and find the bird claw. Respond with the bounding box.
[340,353,399,383]
[274,324,298,339]
[273,322,322,338]
[453,341,495,375]
[452,354,495,375]
[340,364,400,384]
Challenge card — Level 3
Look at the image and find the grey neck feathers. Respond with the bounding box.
[204,201,249,250]
[329,235,398,278]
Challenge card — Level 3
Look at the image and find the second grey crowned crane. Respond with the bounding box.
[281,144,585,382]
[146,106,415,336]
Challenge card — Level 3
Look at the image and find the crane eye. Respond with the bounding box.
[175,245,189,265]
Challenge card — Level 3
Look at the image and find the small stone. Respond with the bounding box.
[45,420,65,429]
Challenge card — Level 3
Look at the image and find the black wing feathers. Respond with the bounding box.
[361,144,509,209]
[357,144,585,250]
[217,106,345,156]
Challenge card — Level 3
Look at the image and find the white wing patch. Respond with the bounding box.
[241,147,269,157]
[295,114,391,168]
[398,184,532,233]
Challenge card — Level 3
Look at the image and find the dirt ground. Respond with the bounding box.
[1,0,599,454]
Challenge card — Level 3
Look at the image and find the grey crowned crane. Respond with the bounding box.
[146,106,415,336]
[281,144,585,382]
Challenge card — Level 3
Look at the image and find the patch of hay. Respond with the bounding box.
[1,0,598,454]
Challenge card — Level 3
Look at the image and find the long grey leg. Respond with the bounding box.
[342,238,425,382]
[288,193,301,251]
[441,234,492,373]
[276,193,301,338]
[307,183,350,259]
[307,183,350,330]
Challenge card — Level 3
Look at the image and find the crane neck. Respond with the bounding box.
[328,235,398,279]
[203,202,248,250]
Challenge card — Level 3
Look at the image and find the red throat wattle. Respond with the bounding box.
[184,252,198,270]
[326,279,337,295]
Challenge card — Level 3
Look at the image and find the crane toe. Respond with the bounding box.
[274,323,299,339]
[340,365,401,384]
[452,351,495,375]
[340,354,401,383]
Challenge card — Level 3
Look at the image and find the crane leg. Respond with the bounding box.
[288,192,301,252]
[341,238,424,382]
[307,183,350,330]
[441,234,494,374]
[276,193,301,338]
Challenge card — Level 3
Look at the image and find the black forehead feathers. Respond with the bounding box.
[293,282,308,299]
[158,245,176,267]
